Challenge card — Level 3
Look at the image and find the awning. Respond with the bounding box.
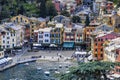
[0,58,8,65]
[63,42,74,48]
[0,58,12,65]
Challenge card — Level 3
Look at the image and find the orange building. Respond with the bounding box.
[93,32,120,60]
[84,26,95,48]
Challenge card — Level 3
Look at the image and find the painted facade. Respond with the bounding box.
[37,28,52,45]
[94,32,120,60]
[50,23,64,45]
[84,26,95,47]
[0,23,24,49]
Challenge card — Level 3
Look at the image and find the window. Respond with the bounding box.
[98,38,100,41]
[14,34,15,36]
[95,54,97,57]
[32,29,34,32]
[58,39,60,43]
[6,45,10,48]
[12,39,14,42]
[101,54,103,57]
[7,37,10,39]
[95,49,97,52]
[16,17,18,22]
[3,45,5,48]
[7,32,9,35]
[95,43,97,46]
[3,40,5,43]
[101,43,103,46]
[20,17,23,22]
[39,35,43,38]
[90,29,92,32]
[101,48,103,51]
[101,39,103,41]
[3,35,5,38]
[11,34,12,36]
[32,26,34,28]
[80,34,82,37]
[7,41,9,44]
[39,40,43,43]
[45,39,49,42]
[45,34,49,37]
[12,44,14,47]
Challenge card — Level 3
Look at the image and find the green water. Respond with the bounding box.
[0,61,77,80]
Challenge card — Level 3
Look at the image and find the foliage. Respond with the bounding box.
[38,0,47,18]
[46,0,57,18]
[61,10,70,17]
[0,0,57,20]
[85,15,90,26]
[59,61,120,80]
[108,0,120,8]
[0,0,39,20]
[72,16,81,23]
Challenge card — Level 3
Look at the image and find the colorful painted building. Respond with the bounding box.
[93,32,120,60]
[50,23,64,46]
[63,28,76,48]
[84,26,95,48]
[0,23,24,49]
[37,27,52,45]
[11,15,46,41]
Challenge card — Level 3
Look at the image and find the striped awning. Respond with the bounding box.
[0,58,12,65]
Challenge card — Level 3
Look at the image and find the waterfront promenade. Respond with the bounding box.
[0,49,74,71]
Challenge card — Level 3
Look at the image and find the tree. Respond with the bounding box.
[85,15,90,26]
[0,0,39,20]
[59,61,120,80]
[61,10,70,17]
[38,0,47,18]
[108,0,120,8]
[46,0,57,18]
[72,16,81,23]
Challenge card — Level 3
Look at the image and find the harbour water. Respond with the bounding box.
[0,61,77,80]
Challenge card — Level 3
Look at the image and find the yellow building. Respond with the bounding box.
[29,17,46,39]
[11,14,30,24]
[50,23,64,45]
[11,15,46,40]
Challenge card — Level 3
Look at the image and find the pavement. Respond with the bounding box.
[22,50,75,58]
